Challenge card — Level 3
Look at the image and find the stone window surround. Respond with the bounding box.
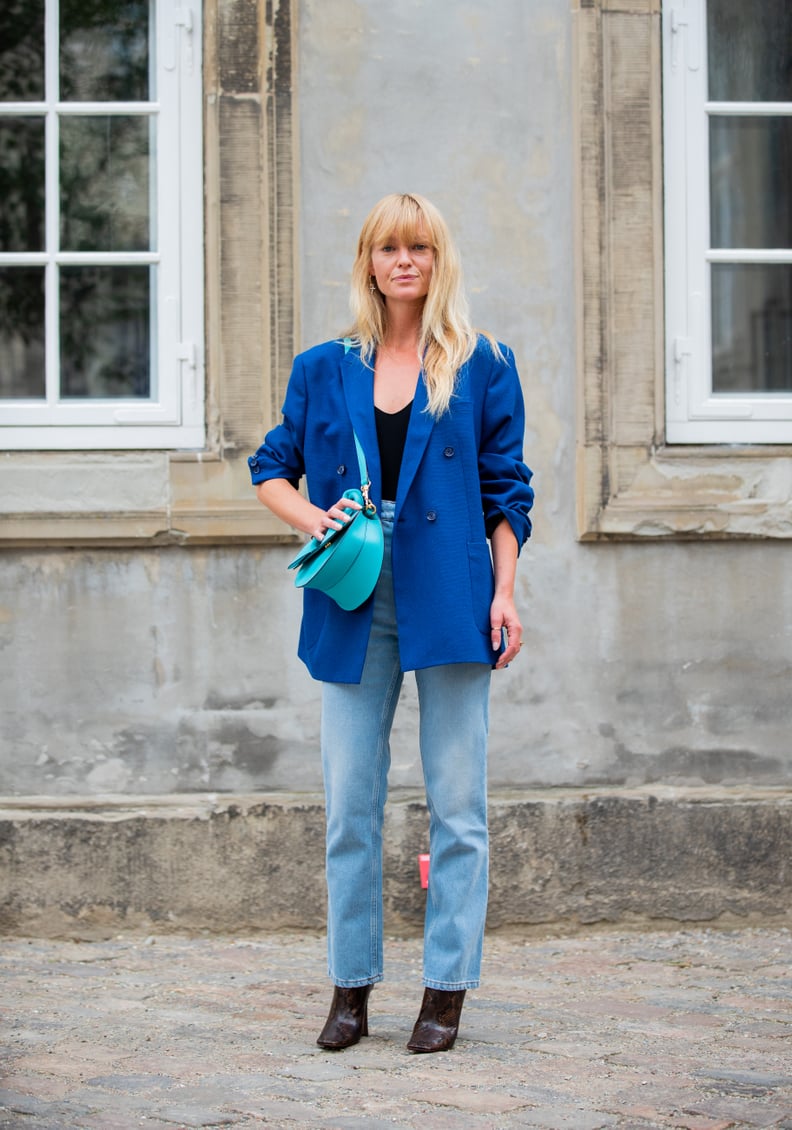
[575,0,792,540]
[3,0,790,548]
[0,0,299,548]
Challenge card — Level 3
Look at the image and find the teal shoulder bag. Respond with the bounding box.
[287,430,384,612]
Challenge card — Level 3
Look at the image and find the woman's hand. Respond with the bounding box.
[490,592,523,669]
[489,518,523,669]
[310,496,362,542]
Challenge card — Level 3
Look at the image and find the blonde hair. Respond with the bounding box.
[347,193,485,417]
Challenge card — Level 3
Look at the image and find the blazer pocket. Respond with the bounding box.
[467,540,495,634]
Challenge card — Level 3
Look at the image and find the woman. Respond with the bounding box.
[249,193,533,1053]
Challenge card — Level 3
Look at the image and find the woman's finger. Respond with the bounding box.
[313,497,363,540]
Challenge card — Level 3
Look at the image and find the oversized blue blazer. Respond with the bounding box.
[248,335,534,683]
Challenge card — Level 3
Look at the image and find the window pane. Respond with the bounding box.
[60,0,150,103]
[0,117,45,252]
[712,264,792,393]
[710,118,792,249]
[0,268,45,399]
[60,266,151,398]
[708,0,792,103]
[0,0,45,102]
[60,116,151,251]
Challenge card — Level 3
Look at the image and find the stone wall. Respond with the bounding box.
[2,790,789,937]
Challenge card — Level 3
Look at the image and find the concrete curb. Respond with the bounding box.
[1,787,790,938]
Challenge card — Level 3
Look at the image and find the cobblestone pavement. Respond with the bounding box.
[1,927,790,1129]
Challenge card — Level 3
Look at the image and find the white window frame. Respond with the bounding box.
[663,0,792,444]
[0,0,204,451]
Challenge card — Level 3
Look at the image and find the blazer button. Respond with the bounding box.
[443,446,455,458]
[426,510,437,522]
[336,464,346,475]
[248,455,259,470]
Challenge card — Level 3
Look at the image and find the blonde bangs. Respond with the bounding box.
[363,195,437,255]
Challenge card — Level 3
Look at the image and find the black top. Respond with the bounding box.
[375,400,413,502]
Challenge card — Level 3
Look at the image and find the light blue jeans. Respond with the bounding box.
[321,501,491,991]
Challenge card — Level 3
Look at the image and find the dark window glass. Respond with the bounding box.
[710,117,792,249]
[60,0,150,102]
[0,268,46,398]
[60,116,151,251]
[0,117,45,252]
[60,266,151,398]
[708,0,792,103]
[712,264,792,393]
[0,1,45,102]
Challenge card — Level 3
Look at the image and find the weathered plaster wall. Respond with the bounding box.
[1,0,791,804]
[2,538,792,796]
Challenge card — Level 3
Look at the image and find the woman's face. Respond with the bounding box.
[368,230,434,305]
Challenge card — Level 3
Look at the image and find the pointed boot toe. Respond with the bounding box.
[317,985,372,1050]
[407,988,466,1053]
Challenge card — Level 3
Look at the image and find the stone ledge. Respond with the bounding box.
[0,788,790,938]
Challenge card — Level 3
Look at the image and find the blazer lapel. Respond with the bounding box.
[341,345,435,512]
[395,373,433,513]
[341,346,381,497]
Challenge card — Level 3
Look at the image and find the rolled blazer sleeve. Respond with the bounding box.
[247,356,308,488]
[478,345,534,547]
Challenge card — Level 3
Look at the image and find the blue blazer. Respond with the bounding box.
[249,336,534,683]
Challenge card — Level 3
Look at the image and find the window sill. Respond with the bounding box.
[0,451,298,547]
[579,442,792,540]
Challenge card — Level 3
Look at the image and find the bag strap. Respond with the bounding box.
[353,431,376,515]
[343,338,376,515]
[352,431,368,484]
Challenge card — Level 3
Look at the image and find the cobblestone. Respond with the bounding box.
[1,927,790,1128]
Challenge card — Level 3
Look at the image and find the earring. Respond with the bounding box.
[369,277,377,294]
